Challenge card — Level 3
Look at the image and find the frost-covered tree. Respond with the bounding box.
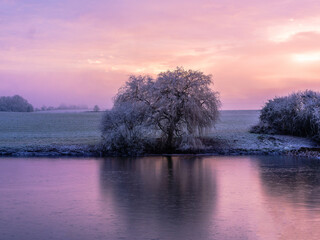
[101,67,220,154]
[0,95,34,112]
[251,90,320,141]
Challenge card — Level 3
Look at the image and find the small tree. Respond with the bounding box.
[93,105,100,112]
[101,67,220,154]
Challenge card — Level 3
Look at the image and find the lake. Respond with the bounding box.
[0,156,320,240]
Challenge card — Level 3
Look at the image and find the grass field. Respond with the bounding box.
[0,111,102,148]
[0,110,317,155]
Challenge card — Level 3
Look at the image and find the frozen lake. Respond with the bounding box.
[1,156,320,240]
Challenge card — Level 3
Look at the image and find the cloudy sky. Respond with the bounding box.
[1,0,320,109]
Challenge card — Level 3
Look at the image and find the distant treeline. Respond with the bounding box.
[37,104,88,111]
[0,95,34,112]
[0,95,91,112]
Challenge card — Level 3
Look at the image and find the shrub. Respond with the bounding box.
[101,102,152,155]
[251,90,320,142]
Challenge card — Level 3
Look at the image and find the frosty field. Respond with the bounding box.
[0,110,317,156]
[0,111,101,148]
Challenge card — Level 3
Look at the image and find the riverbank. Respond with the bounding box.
[0,110,319,157]
[208,110,320,157]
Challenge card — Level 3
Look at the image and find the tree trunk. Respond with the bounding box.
[165,128,174,153]
[167,132,173,148]
[165,120,179,152]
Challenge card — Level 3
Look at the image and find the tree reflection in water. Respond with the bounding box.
[256,155,320,239]
[257,156,320,207]
[99,156,217,240]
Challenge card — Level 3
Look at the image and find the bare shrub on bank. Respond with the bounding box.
[101,102,151,155]
[101,67,221,155]
[251,90,320,142]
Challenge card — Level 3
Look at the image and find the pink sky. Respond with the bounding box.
[1,0,320,109]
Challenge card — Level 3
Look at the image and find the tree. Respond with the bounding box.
[101,67,220,154]
[93,105,100,112]
[0,95,34,112]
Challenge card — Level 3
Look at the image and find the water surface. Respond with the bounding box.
[0,156,320,240]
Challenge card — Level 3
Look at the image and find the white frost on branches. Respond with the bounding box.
[252,90,320,142]
[101,67,221,155]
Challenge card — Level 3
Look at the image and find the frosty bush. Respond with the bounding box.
[0,95,34,112]
[101,102,152,155]
[101,67,220,155]
[251,90,320,141]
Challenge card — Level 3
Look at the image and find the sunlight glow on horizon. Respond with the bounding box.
[292,53,320,63]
